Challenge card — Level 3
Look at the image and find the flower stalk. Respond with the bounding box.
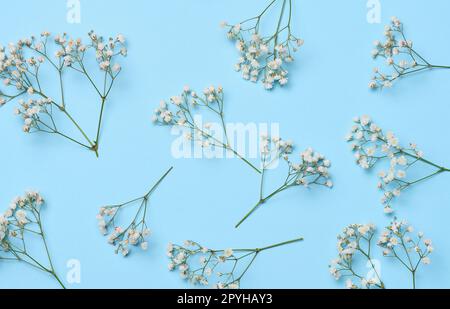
[330,220,433,289]
[222,0,303,90]
[235,135,332,228]
[378,218,433,289]
[0,191,65,288]
[153,85,261,173]
[329,223,385,289]
[370,17,450,89]
[0,31,127,157]
[97,167,173,256]
[347,115,450,213]
[167,237,303,288]
[155,87,332,228]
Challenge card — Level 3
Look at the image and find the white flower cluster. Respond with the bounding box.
[261,134,332,188]
[153,85,223,132]
[14,98,52,132]
[226,25,302,89]
[235,134,332,228]
[222,0,303,89]
[0,31,125,92]
[369,16,447,89]
[167,241,239,289]
[167,237,302,289]
[48,30,126,71]
[154,85,264,173]
[330,220,434,289]
[97,167,172,257]
[260,134,293,158]
[1,191,44,247]
[0,191,65,288]
[97,204,151,257]
[378,218,433,266]
[347,115,449,213]
[0,31,127,156]
[85,31,127,72]
[329,223,384,289]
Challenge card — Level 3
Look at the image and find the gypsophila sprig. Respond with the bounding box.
[330,220,433,289]
[154,87,332,227]
[378,218,433,289]
[0,191,65,288]
[0,31,127,157]
[370,17,450,89]
[222,0,303,90]
[153,85,261,173]
[329,223,385,289]
[167,237,303,288]
[235,134,332,228]
[347,115,450,214]
[97,167,173,257]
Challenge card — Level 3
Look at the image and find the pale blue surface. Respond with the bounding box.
[1,0,450,289]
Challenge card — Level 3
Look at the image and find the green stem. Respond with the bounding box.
[37,213,65,289]
[51,271,66,289]
[61,108,95,150]
[234,252,258,283]
[358,247,385,289]
[144,166,174,198]
[36,91,95,151]
[235,183,289,228]
[407,169,447,186]
[53,130,92,150]
[226,146,262,174]
[273,0,287,56]
[231,236,303,284]
[58,70,66,108]
[94,96,107,157]
[259,166,266,200]
[258,237,304,252]
[235,200,263,229]
[401,149,449,171]
[429,64,450,69]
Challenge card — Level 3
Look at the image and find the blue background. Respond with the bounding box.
[1,0,450,289]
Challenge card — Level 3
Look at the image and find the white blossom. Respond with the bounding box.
[347,115,449,213]
[223,0,302,90]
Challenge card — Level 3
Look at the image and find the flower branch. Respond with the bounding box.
[370,17,450,89]
[378,218,433,289]
[154,87,332,227]
[153,85,261,173]
[235,135,332,228]
[330,220,433,289]
[329,224,385,289]
[167,237,303,288]
[347,115,450,213]
[0,191,65,288]
[97,167,173,256]
[222,0,303,90]
[0,31,127,157]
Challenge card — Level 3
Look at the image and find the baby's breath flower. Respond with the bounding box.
[0,191,65,288]
[329,223,384,289]
[0,31,127,157]
[154,86,332,228]
[377,218,433,288]
[236,134,332,227]
[223,0,302,90]
[331,219,433,289]
[168,237,303,288]
[370,17,450,89]
[347,115,450,213]
[153,85,263,172]
[97,167,173,257]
